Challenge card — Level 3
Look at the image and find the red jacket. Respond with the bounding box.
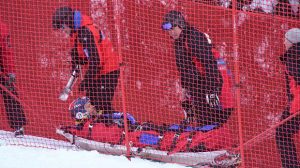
[0,20,14,74]
[212,49,235,109]
[70,15,119,78]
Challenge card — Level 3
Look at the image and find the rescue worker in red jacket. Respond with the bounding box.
[0,20,26,136]
[276,28,300,168]
[161,11,232,127]
[52,7,120,119]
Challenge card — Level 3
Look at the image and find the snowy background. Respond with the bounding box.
[0,131,189,168]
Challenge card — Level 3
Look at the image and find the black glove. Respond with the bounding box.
[3,73,16,91]
[182,100,196,124]
[206,93,220,108]
[7,73,16,84]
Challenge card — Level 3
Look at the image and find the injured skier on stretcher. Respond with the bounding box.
[58,96,238,155]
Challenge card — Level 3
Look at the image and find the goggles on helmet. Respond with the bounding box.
[162,22,175,30]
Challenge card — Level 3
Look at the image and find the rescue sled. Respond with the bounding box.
[56,128,241,167]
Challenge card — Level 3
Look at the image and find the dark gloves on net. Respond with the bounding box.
[206,93,220,108]
[7,73,16,84]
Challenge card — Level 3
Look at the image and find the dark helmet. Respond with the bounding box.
[162,10,186,30]
[52,6,74,29]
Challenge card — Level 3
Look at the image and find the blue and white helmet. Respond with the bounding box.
[69,97,90,120]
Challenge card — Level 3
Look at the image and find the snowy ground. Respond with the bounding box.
[0,130,189,168]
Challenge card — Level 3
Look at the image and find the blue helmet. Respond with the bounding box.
[69,97,90,120]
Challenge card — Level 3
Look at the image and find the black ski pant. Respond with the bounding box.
[276,109,300,168]
[86,70,120,114]
[0,75,26,130]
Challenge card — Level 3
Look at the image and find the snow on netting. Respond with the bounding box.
[0,0,299,167]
